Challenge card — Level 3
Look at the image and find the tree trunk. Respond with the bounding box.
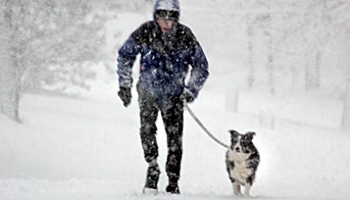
[342,28,350,131]
[247,14,254,89]
[342,63,350,131]
[305,51,321,90]
[266,31,275,95]
[0,40,20,121]
[0,1,20,121]
[0,35,20,121]
[0,61,20,122]
[342,89,350,130]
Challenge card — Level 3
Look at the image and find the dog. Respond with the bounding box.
[225,130,260,197]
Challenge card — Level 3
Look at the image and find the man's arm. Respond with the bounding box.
[187,42,209,98]
[116,37,140,88]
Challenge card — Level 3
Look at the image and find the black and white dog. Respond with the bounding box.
[225,130,260,197]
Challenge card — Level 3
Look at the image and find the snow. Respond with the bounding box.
[1,1,350,200]
[1,85,350,200]
[1,86,350,200]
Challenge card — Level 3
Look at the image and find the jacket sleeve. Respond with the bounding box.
[116,37,140,88]
[187,42,209,98]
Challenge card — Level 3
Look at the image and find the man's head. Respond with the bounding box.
[154,0,180,33]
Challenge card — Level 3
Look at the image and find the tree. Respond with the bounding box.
[0,0,20,121]
[0,0,108,121]
[301,0,350,91]
[243,1,275,93]
[302,0,350,130]
[246,13,255,89]
[342,66,350,130]
[341,28,350,131]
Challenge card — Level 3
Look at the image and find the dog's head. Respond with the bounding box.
[229,130,256,154]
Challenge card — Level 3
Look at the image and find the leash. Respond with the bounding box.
[184,102,229,149]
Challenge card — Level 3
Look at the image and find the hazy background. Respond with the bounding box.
[1,0,350,199]
[1,0,349,127]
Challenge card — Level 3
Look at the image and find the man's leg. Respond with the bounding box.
[138,90,160,191]
[161,96,184,194]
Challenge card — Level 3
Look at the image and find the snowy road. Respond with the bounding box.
[1,93,349,200]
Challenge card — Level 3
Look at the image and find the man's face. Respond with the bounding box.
[155,10,178,33]
[157,18,175,33]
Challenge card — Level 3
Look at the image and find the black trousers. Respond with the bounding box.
[138,87,184,181]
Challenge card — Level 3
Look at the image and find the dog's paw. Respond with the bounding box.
[243,193,251,198]
[233,190,242,196]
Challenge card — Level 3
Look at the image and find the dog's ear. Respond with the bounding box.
[246,131,256,140]
[229,130,240,138]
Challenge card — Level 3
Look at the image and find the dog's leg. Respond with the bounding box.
[232,181,241,196]
[243,183,251,197]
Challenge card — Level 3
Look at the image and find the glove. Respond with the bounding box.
[180,89,195,103]
[118,86,131,107]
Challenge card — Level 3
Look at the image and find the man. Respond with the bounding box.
[116,0,209,194]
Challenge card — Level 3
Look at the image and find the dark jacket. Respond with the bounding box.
[117,0,208,101]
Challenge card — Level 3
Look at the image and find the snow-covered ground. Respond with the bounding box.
[1,85,349,200]
[1,1,350,200]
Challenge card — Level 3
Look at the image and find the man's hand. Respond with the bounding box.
[180,89,195,103]
[118,87,132,107]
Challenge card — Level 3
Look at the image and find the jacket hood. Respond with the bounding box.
[154,0,180,18]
